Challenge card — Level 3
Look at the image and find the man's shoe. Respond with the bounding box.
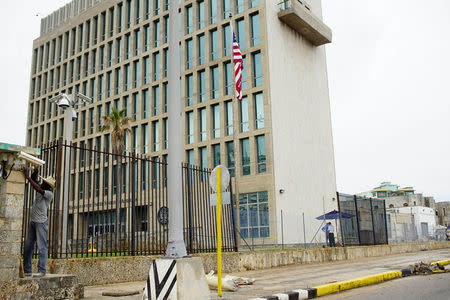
[33,272,45,278]
[24,273,32,277]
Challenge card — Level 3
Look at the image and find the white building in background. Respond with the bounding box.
[395,206,436,239]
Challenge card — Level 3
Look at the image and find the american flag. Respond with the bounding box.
[232,32,243,101]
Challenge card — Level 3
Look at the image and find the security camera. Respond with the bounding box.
[17,151,46,167]
[48,93,73,110]
[72,109,78,120]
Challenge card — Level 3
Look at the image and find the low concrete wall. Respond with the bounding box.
[33,241,450,286]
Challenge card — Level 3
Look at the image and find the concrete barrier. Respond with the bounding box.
[31,241,450,286]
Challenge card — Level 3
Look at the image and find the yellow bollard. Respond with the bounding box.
[216,166,222,296]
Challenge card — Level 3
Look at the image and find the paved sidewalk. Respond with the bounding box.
[84,248,450,300]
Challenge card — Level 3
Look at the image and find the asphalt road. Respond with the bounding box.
[324,272,450,300]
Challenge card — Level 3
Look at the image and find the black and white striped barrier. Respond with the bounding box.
[142,257,210,300]
[143,259,177,300]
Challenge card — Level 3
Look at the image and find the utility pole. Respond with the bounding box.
[165,0,188,258]
[49,92,92,254]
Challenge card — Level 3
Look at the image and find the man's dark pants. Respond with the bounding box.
[328,232,336,247]
[23,221,48,274]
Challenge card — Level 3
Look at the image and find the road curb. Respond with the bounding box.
[430,259,450,266]
[249,259,449,300]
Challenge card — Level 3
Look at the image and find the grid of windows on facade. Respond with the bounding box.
[238,191,269,238]
[27,0,264,160]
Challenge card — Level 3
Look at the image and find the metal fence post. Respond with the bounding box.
[370,198,376,245]
[131,154,136,255]
[229,176,238,252]
[354,195,362,245]
[383,199,388,244]
[336,192,345,247]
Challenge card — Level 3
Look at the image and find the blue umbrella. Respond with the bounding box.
[315,209,353,220]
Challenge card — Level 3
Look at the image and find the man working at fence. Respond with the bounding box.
[322,222,329,246]
[327,222,336,247]
[22,167,55,277]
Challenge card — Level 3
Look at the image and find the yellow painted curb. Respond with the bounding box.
[430,259,450,266]
[313,270,402,297]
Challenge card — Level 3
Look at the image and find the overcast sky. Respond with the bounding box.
[0,0,449,202]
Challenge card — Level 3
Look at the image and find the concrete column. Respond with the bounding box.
[0,158,25,282]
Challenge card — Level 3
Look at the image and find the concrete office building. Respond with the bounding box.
[26,0,337,245]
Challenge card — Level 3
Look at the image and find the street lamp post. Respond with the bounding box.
[165,0,188,258]
[49,92,92,254]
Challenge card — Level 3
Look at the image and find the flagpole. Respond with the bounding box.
[230,18,241,249]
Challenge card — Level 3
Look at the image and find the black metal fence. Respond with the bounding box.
[21,139,237,258]
[337,192,388,246]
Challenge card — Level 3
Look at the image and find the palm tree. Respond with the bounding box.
[101,108,132,248]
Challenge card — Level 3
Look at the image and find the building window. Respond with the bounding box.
[186,74,193,106]
[240,96,249,132]
[163,48,168,77]
[126,0,132,29]
[154,0,160,15]
[212,144,220,167]
[212,104,220,139]
[134,60,140,88]
[199,108,206,141]
[256,135,266,173]
[187,149,194,165]
[135,0,141,24]
[236,0,244,13]
[124,64,130,91]
[210,29,218,60]
[152,121,159,151]
[226,141,235,177]
[242,57,247,90]
[144,56,150,84]
[210,0,217,24]
[153,52,160,80]
[198,1,205,29]
[211,66,219,99]
[225,101,233,136]
[109,7,115,37]
[186,39,193,69]
[254,92,264,129]
[106,72,112,98]
[251,13,260,46]
[252,52,262,87]
[186,6,193,34]
[187,111,194,144]
[224,61,232,95]
[239,191,269,238]
[200,146,207,169]
[163,118,168,149]
[117,4,123,32]
[135,30,141,55]
[143,89,149,118]
[198,34,205,65]
[223,24,231,56]
[154,20,160,47]
[132,93,139,121]
[144,25,150,51]
[125,34,131,59]
[237,18,246,50]
[153,85,159,115]
[163,82,168,112]
[198,70,206,102]
[241,138,250,175]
